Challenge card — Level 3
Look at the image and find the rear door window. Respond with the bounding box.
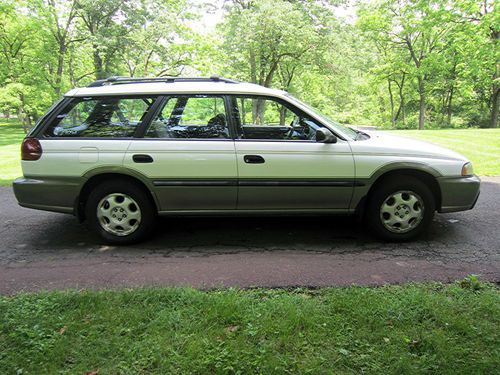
[145,95,229,139]
[44,96,157,137]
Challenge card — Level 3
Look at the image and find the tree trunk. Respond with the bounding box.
[417,77,426,130]
[240,98,246,124]
[253,99,265,124]
[249,48,257,84]
[16,108,30,134]
[279,106,286,125]
[69,48,76,86]
[394,74,405,124]
[93,44,105,79]
[249,48,259,123]
[24,116,32,133]
[491,85,499,128]
[54,43,66,96]
[401,95,406,126]
[388,79,395,127]
[489,24,499,128]
[447,85,454,126]
[394,97,403,123]
[490,63,499,128]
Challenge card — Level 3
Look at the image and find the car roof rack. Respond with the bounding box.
[87,75,239,87]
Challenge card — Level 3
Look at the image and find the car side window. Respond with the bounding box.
[230,96,323,141]
[145,95,229,139]
[44,96,157,137]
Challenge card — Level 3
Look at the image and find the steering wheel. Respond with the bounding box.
[286,117,300,139]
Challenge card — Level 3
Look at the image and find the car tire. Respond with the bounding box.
[366,176,435,241]
[85,180,156,244]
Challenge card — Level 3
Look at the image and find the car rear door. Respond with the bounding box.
[229,95,355,210]
[123,94,238,211]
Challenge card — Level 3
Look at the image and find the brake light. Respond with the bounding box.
[21,138,43,161]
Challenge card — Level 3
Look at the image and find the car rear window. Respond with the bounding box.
[44,96,157,137]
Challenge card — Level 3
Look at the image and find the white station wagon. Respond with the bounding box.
[14,76,480,244]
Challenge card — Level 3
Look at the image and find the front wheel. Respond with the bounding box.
[366,176,435,241]
[86,180,156,244]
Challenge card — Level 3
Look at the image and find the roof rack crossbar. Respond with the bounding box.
[87,75,238,87]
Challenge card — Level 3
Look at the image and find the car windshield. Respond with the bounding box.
[285,94,358,140]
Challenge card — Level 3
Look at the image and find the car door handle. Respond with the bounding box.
[244,155,265,164]
[132,154,154,163]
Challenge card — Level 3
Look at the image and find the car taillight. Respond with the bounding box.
[21,138,43,161]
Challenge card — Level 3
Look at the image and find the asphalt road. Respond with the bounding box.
[1,178,499,294]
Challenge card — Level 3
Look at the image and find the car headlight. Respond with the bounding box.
[461,162,473,176]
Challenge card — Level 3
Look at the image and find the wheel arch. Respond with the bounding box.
[355,164,442,217]
[76,168,159,221]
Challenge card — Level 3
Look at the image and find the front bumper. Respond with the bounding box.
[437,175,480,213]
[13,177,82,214]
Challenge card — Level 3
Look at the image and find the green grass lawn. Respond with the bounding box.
[1,281,498,374]
[387,128,500,176]
[0,118,25,186]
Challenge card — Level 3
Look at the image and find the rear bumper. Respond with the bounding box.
[437,175,480,213]
[13,177,82,214]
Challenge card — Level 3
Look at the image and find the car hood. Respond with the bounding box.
[350,130,468,162]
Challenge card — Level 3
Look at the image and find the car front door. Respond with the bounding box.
[124,95,237,211]
[229,95,355,210]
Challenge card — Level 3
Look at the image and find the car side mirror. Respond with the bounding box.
[316,128,337,143]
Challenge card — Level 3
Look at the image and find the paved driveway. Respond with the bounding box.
[1,178,499,294]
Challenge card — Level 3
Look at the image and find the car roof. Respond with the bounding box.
[65,81,287,98]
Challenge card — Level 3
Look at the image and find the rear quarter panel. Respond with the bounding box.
[21,139,132,178]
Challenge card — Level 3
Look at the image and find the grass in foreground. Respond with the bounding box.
[388,128,500,176]
[0,118,25,186]
[1,281,499,374]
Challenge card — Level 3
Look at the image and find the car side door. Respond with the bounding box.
[228,95,355,210]
[123,94,238,211]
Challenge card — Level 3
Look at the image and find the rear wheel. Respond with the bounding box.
[86,180,156,244]
[366,176,435,241]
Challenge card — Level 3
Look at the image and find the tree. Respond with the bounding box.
[0,0,497,131]
[119,0,195,77]
[359,0,456,130]
[454,0,499,128]
[220,0,322,87]
[0,1,55,131]
[75,0,132,79]
[31,0,80,95]
[220,0,325,121]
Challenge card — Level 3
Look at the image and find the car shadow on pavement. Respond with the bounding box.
[11,212,465,259]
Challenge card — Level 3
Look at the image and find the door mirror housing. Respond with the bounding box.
[316,128,337,143]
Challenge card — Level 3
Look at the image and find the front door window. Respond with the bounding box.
[230,96,322,141]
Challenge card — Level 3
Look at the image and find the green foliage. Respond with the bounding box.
[0,0,498,130]
[358,0,499,129]
[219,0,322,87]
[1,283,499,373]
[0,0,196,127]
[458,274,484,291]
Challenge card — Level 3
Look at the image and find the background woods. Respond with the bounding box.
[0,0,498,132]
